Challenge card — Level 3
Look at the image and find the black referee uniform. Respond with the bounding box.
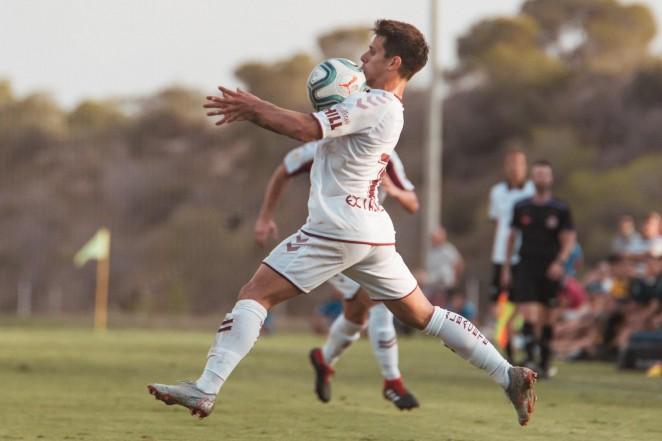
[510,197,574,307]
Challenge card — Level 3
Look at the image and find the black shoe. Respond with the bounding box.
[383,378,420,410]
[309,348,334,403]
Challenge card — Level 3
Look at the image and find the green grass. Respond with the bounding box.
[1,326,661,441]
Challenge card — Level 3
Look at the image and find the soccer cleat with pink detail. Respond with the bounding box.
[505,366,538,426]
[148,381,216,419]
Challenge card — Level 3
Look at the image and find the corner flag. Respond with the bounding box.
[74,228,110,267]
[74,227,111,331]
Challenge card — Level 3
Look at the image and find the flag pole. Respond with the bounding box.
[94,232,110,332]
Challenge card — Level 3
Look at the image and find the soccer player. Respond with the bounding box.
[501,160,576,378]
[254,141,420,409]
[149,19,537,426]
[488,147,534,361]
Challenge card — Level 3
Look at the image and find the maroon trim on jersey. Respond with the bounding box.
[379,284,419,302]
[385,161,407,191]
[261,262,305,293]
[285,159,314,177]
[300,229,395,246]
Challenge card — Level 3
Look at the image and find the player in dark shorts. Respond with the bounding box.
[501,160,576,378]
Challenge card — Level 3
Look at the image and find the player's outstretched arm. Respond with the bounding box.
[204,87,322,142]
[254,164,291,248]
[380,174,419,214]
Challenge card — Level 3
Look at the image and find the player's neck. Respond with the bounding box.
[372,77,407,101]
[533,191,552,203]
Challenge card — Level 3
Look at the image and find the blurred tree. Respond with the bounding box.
[68,99,126,136]
[522,0,656,74]
[235,53,315,111]
[317,26,371,62]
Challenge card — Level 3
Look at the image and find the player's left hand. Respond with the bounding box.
[203,86,262,126]
[546,261,565,281]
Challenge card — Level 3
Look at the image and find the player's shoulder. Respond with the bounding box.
[514,196,534,209]
[490,181,508,196]
[548,197,570,211]
[343,89,402,112]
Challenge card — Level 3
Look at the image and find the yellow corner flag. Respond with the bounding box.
[74,228,110,267]
[74,227,111,331]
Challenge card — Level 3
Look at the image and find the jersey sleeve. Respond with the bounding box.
[311,92,384,139]
[559,205,575,231]
[488,185,499,220]
[385,150,415,191]
[283,141,317,176]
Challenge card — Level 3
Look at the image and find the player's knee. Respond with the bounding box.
[344,302,368,325]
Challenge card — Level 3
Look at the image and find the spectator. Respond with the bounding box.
[487,147,534,360]
[611,215,642,256]
[631,212,662,258]
[422,226,464,306]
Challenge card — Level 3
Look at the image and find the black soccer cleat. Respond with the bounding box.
[309,347,334,403]
[383,378,420,411]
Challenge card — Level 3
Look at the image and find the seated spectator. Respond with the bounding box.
[611,215,643,257]
[630,212,662,260]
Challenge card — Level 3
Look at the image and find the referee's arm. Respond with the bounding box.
[500,228,518,288]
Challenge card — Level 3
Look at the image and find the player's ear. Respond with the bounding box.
[388,56,402,73]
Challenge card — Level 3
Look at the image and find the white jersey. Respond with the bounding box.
[283,141,414,204]
[488,180,535,264]
[299,89,404,244]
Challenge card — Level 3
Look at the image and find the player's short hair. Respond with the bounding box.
[373,19,429,80]
[532,159,553,169]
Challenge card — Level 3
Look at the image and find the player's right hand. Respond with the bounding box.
[254,218,279,248]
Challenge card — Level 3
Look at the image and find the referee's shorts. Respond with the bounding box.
[511,260,560,307]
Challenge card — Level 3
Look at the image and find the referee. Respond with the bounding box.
[501,160,576,378]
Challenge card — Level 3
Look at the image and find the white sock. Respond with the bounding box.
[321,314,363,366]
[424,306,512,389]
[368,303,400,380]
[196,299,267,394]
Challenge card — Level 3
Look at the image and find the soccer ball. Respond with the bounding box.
[307,58,366,111]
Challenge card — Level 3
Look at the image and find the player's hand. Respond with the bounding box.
[500,266,511,289]
[379,174,400,197]
[547,261,565,281]
[254,217,279,248]
[203,87,262,126]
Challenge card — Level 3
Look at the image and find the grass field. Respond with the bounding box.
[1,325,661,441]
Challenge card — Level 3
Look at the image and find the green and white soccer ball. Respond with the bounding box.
[307,58,366,111]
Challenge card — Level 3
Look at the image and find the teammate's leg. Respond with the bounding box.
[368,301,419,410]
[310,285,371,403]
[320,289,371,366]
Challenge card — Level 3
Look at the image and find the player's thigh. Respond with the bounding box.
[343,246,418,301]
[238,264,302,310]
[263,230,362,295]
[382,287,434,330]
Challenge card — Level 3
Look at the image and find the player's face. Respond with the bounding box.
[360,36,391,86]
[504,153,527,185]
[531,165,553,192]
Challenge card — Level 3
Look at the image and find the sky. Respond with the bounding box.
[2,0,661,108]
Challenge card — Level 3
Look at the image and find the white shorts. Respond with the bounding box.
[262,230,417,301]
[328,274,361,300]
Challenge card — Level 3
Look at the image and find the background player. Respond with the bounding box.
[254,139,419,409]
[149,19,537,427]
[488,147,534,361]
[501,160,576,378]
